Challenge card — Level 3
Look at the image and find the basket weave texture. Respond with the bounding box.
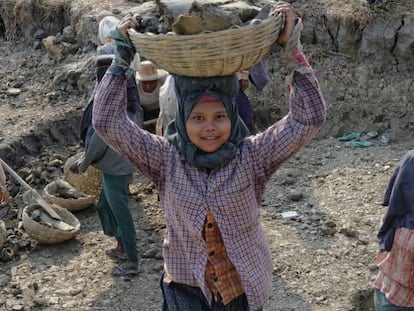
[128,14,284,77]
[23,203,80,244]
[63,153,102,197]
[0,220,6,251]
[43,179,96,212]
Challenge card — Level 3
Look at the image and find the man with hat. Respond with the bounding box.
[136,60,168,131]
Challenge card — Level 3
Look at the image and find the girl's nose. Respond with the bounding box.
[203,120,216,131]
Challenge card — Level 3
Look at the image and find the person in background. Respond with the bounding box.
[136,60,168,132]
[373,150,414,311]
[236,61,269,134]
[156,73,175,136]
[71,16,142,277]
[92,1,326,309]
[0,164,10,206]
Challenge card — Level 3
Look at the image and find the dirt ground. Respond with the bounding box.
[0,0,413,310]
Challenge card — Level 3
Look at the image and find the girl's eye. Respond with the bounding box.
[216,114,228,120]
[193,115,204,121]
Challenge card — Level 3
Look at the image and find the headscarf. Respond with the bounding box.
[165,75,249,169]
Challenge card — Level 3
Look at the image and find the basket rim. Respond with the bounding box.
[128,13,284,77]
[22,203,80,244]
[128,13,282,42]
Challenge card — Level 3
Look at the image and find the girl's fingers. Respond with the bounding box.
[117,13,139,37]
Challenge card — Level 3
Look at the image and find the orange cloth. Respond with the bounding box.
[204,211,245,304]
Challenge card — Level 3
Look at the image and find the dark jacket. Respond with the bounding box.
[78,47,143,175]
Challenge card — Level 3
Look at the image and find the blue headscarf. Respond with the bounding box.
[165,75,249,169]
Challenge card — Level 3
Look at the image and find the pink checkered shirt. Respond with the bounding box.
[93,69,325,310]
[374,227,414,307]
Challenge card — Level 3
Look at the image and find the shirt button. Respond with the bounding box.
[207,223,213,229]
[209,251,215,257]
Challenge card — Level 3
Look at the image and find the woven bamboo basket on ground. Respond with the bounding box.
[43,179,96,212]
[63,153,102,197]
[23,203,80,244]
[128,13,284,77]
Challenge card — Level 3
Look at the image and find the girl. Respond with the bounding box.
[93,2,326,310]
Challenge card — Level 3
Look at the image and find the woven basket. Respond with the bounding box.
[128,13,284,77]
[63,153,102,197]
[22,203,80,244]
[0,220,6,251]
[43,179,96,212]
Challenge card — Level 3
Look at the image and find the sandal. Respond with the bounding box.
[360,131,378,141]
[379,133,391,146]
[112,261,139,276]
[105,243,127,260]
[338,132,360,141]
[344,139,373,148]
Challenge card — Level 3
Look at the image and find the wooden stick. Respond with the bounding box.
[0,158,62,220]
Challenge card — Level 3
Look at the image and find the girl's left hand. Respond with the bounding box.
[272,1,297,46]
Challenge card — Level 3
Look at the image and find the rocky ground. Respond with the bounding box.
[0,0,413,310]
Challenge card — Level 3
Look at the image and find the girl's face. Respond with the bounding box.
[185,99,231,153]
[141,80,158,93]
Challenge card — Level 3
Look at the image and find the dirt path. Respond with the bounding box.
[1,136,412,311]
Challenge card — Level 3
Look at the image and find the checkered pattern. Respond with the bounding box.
[374,227,414,307]
[92,68,326,310]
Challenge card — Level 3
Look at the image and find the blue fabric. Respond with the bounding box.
[160,272,259,311]
[378,150,414,251]
[235,90,253,126]
[235,61,269,133]
[96,172,138,261]
[248,61,269,91]
[374,288,414,311]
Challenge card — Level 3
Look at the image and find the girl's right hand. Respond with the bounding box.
[116,13,141,40]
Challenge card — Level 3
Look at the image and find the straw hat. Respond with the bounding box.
[136,60,168,81]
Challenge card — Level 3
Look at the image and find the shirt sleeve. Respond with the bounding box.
[251,70,326,178]
[92,73,167,183]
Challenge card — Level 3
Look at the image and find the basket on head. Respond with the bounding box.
[63,153,102,197]
[43,179,96,212]
[22,203,80,245]
[128,13,284,77]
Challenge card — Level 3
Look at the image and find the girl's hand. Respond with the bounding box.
[272,1,297,46]
[116,13,141,40]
